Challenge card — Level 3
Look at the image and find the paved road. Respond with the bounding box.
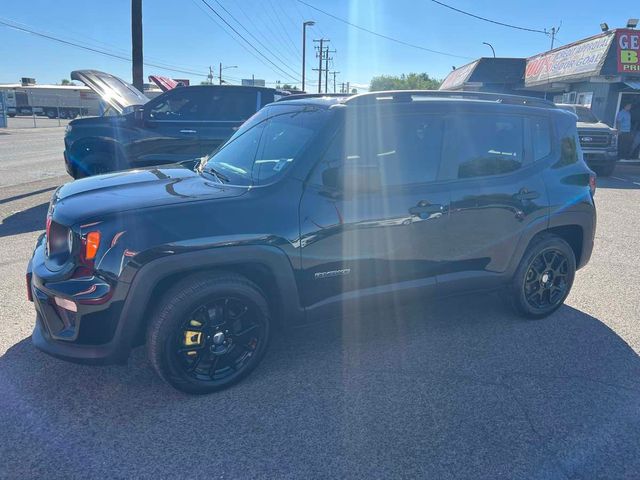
[1,128,640,479]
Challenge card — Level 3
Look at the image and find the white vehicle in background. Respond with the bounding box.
[0,81,102,118]
[0,79,162,119]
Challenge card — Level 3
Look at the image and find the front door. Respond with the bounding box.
[438,111,550,290]
[132,87,213,167]
[299,108,450,319]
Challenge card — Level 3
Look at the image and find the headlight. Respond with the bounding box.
[611,131,618,148]
[65,124,72,135]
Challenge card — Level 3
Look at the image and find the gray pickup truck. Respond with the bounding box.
[556,104,618,176]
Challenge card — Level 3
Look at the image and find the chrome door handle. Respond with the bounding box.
[179,129,197,134]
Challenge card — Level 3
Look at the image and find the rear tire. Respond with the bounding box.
[509,234,576,319]
[146,272,271,394]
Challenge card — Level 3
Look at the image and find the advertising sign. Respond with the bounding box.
[440,60,478,90]
[525,34,614,87]
[617,29,640,73]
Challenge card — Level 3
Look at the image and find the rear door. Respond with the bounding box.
[197,88,265,156]
[438,109,550,290]
[299,106,451,318]
[132,87,213,166]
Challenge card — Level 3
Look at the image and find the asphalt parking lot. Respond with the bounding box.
[1,127,640,479]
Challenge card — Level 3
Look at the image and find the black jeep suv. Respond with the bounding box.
[64,70,285,178]
[28,91,596,394]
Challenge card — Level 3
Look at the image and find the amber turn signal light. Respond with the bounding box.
[84,231,101,260]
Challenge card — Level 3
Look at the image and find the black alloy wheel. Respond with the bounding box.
[174,297,265,384]
[523,248,570,311]
[147,273,271,394]
[509,234,576,319]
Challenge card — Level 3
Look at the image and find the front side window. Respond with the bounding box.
[146,89,209,121]
[444,114,524,179]
[202,105,332,185]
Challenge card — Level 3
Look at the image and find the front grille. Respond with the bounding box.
[579,132,610,148]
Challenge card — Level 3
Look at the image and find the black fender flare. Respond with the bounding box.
[111,245,305,360]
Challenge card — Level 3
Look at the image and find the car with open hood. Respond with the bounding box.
[64,69,287,178]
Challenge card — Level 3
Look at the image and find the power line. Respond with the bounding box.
[296,0,471,60]
[199,0,301,82]
[429,0,547,34]
[230,0,303,73]
[0,17,208,77]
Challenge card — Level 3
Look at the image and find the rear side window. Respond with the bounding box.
[531,117,552,161]
[443,114,524,179]
[310,113,444,187]
[206,91,257,122]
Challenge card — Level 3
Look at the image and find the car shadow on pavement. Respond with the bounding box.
[0,202,47,238]
[1,294,640,479]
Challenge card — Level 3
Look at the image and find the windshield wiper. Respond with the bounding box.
[200,165,230,183]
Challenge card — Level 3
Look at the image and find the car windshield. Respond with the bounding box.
[559,105,599,123]
[201,104,333,185]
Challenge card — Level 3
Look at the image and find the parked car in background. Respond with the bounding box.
[556,103,618,176]
[64,70,287,178]
[28,91,596,394]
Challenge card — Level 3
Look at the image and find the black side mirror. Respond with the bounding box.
[322,164,382,193]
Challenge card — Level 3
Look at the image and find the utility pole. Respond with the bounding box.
[547,22,561,50]
[208,66,214,85]
[131,0,143,92]
[219,62,222,85]
[313,39,328,93]
[346,81,350,94]
[331,71,340,93]
[324,47,335,94]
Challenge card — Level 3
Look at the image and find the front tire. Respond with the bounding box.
[594,162,616,177]
[146,272,271,394]
[509,234,576,319]
[74,152,111,178]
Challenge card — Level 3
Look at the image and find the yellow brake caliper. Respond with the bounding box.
[184,319,204,355]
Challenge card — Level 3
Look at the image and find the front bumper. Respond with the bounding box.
[582,148,617,166]
[27,235,130,365]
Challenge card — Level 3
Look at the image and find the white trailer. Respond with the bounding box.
[0,83,103,118]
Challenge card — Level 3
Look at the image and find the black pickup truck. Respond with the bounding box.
[64,70,286,178]
[556,104,618,176]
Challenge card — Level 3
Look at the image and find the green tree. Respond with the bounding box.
[369,73,441,91]
[60,79,75,85]
[281,84,300,91]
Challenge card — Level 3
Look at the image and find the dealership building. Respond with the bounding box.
[440,28,640,128]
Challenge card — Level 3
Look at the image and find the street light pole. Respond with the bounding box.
[482,42,496,58]
[302,20,315,93]
[219,64,238,85]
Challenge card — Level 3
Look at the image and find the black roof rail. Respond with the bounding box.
[275,93,351,102]
[344,90,556,108]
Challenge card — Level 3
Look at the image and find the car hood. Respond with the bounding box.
[71,69,149,115]
[51,165,248,225]
[576,121,613,131]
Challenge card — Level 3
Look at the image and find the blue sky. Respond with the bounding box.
[0,0,636,91]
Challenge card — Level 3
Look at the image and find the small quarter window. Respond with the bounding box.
[531,117,552,161]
